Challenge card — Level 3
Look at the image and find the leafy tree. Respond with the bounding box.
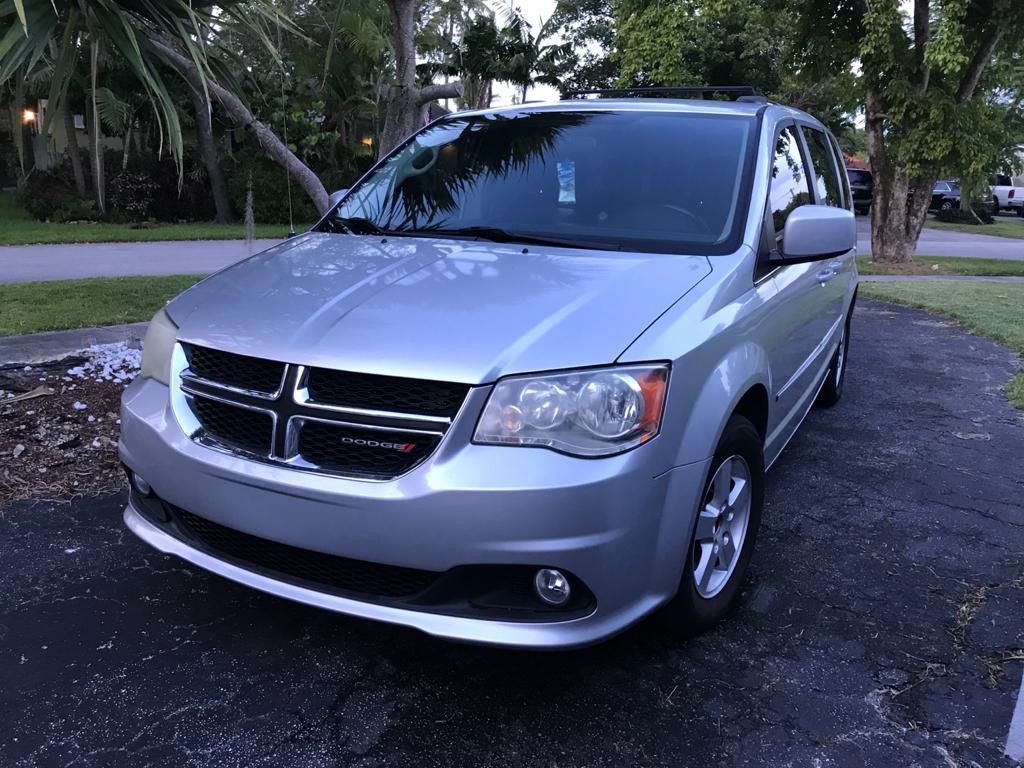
[455,16,504,109]
[791,0,1024,261]
[0,0,331,213]
[610,0,1024,262]
[615,0,796,96]
[545,0,618,93]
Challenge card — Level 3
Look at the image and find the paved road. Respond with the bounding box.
[2,301,1023,767]
[857,214,1024,259]
[0,217,1021,283]
[0,239,282,283]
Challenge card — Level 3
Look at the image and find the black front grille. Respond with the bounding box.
[298,421,440,479]
[187,345,285,394]
[175,508,438,598]
[192,397,273,455]
[305,368,469,418]
[179,347,467,479]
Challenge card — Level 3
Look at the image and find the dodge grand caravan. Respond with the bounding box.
[120,94,858,648]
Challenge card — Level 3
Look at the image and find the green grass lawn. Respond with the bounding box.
[0,191,306,244]
[856,255,1024,276]
[860,282,1024,408]
[924,216,1024,239]
[0,275,202,337]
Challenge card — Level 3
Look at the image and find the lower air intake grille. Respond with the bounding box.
[192,397,273,456]
[174,508,439,599]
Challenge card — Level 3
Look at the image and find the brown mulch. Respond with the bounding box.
[0,358,129,504]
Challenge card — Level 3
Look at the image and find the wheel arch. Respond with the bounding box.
[732,384,770,444]
[666,341,772,468]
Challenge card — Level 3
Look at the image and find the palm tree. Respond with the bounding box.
[0,0,331,213]
[497,6,563,104]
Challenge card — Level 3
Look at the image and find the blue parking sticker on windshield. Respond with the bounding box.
[557,160,576,203]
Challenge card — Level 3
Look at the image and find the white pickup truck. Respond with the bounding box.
[991,174,1024,216]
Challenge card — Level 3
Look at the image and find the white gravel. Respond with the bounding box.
[66,343,142,385]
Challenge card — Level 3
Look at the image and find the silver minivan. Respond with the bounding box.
[121,94,857,648]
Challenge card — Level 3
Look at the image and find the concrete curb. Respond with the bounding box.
[0,322,148,366]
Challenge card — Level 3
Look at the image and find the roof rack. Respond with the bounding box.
[563,85,759,100]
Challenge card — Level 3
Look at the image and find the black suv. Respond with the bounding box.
[846,168,873,214]
[929,180,997,215]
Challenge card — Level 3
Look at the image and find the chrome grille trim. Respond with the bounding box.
[181,370,284,401]
[174,347,467,481]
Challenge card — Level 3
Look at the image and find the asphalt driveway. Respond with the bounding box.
[1,301,1022,767]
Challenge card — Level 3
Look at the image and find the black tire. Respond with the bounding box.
[940,200,954,211]
[661,414,765,637]
[816,308,852,408]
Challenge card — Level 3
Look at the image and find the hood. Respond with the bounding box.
[168,233,711,384]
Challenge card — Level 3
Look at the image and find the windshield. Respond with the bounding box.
[317,110,757,255]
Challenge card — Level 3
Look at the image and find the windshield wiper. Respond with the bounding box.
[413,226,620,251]
[326,216,387,235]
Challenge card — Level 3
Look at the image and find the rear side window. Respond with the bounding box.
[769,126,812,233]
[802,127,843,207]
[828,134,851,207]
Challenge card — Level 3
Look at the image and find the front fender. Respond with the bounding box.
[665,341,771,468]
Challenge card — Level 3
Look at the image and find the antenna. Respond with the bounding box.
[277,17,296,239]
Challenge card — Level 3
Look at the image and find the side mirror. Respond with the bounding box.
[778,205,855,263]
[328,188,349,208]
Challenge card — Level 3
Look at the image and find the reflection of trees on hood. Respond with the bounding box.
[383,112,595,231]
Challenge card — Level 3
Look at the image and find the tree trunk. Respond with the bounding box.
[89,39,105,215]
[190,86,232,223]
[378,0,463,157]
[149,37,330,214]
[122,126,132,171]
[863,11,1006,264]
[380,86,423,157]
[63,104,87,197]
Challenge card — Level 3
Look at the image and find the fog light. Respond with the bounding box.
[534,568,571,606]
[132,473,152,497]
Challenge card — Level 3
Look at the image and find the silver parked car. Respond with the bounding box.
[121,94,858,648]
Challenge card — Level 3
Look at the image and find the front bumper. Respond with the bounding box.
[120,377,710,648]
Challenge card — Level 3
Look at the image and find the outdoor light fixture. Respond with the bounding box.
[22,109,36,124]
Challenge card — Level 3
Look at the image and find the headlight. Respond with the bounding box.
[140,308,178,385]
[473,364,669,457]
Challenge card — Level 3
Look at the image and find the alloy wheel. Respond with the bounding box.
[692,455,752,599]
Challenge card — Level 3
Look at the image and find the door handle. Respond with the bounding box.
[816,261,842,283]
[816,267,836,283]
